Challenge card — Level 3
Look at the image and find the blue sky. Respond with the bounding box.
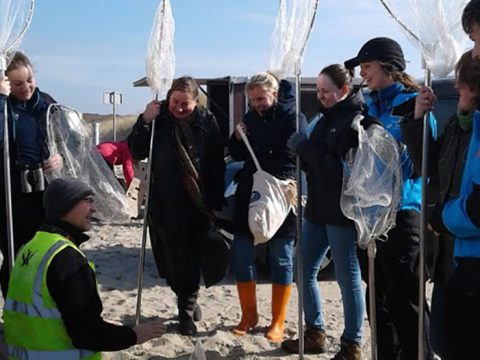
[18,0,470,114]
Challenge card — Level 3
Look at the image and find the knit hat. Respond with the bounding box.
[344,37,406,71]
[43,177,94,219]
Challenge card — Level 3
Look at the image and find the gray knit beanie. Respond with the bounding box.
[43,177,94,219]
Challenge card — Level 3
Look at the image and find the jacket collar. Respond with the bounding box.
[40,219,90,247]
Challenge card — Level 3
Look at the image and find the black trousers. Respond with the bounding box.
[358,210,433,360]
[441,258,480,360]
[0,191,44,297]
[148,205,205,318]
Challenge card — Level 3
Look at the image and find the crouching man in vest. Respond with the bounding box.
[4,177,165,359]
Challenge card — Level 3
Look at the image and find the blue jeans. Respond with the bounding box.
[232,234,294,285]
[302,219,365,344]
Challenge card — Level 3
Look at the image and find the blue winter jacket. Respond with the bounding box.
[365,82,437,211]
[443,110,480,259]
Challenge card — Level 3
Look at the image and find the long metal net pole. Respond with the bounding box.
[418,66,431,360]
[1,68,14,271]
[135,113,156,325]
[368,242,378,360]
[294,71,304,359]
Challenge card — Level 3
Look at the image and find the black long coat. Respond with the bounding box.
[128,102,225,288]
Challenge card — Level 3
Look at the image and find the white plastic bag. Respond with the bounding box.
[236,125,294,245]
[189,340,206,360]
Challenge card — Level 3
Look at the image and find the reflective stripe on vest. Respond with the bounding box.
[4,232,100,359]
[7,344,99,360]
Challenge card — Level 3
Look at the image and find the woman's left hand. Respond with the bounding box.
[414,86,437,119]
[43,153,63,173]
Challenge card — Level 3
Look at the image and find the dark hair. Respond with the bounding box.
[6,51,33,74]
[377,61,421,91]
[462,0,480,34]
[167,76,199,100]
[456,50,480,97]
[319,64,352,89]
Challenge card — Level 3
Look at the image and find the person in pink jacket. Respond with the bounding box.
[96,140,134,188]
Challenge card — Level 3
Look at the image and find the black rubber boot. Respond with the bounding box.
[178,292,198,336]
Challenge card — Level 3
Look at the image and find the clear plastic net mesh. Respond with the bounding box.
[0,0,34,69]
[269,0,318,78]
[145,0,175,98]
[340,116,403,249]
[46,104,131,223]
[380,0,469,77]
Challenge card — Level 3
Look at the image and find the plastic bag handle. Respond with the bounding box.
[236,124,262,171]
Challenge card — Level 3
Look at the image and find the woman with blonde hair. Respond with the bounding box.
[228,72,305,342]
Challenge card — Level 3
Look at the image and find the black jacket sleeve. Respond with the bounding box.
[127,114,153,160]
[400,113,444,176]
[296,138,326,167]
[47,247,137,351]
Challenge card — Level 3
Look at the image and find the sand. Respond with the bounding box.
[0,218,380,359]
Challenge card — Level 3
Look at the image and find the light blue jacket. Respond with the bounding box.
[365,82,437,212]
[443,110,480,259]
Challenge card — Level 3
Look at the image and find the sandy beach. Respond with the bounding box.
[1,218,375,359]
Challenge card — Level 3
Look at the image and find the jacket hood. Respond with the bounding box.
[276,79,296,117]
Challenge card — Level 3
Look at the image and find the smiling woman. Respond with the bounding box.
[0,51,63,298]
[128,75,226,336]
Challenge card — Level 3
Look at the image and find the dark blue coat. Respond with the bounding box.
[228,80,305,237]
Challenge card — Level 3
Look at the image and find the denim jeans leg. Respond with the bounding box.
[268,235,294,285]
[326,224,365,344]
[302,220,329,329]
[232,234,256,282]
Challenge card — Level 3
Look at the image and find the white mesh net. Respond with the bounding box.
[0,0,34,70]
[380,0,469,77]
[46,104,131,223]
[269,0,318,78]
[145,0,175,98]
[340,116,403,249]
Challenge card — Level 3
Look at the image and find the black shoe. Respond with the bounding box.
[193,303,202,322]
[179,315,197,336]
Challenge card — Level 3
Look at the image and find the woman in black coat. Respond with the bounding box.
[128,76,225,336]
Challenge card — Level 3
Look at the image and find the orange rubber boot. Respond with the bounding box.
[265,283,292,342]
[232,281,258,335]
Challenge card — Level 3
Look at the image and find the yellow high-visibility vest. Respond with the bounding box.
[4,231,101,360]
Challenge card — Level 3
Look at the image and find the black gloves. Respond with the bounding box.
[287,133,307,155]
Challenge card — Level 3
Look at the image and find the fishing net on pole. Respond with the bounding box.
[340,116,403,249]
[380,0,469,77]
[0,0,34,69]
[46,104,131,223]
[269,0,318,78]
[146,0,175,98]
